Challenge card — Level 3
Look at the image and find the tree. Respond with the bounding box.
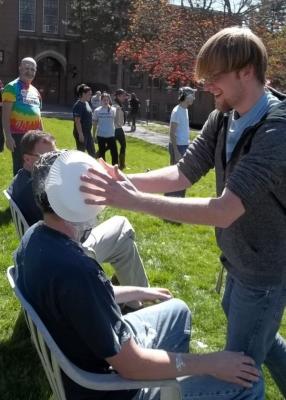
[255,0,286,32]
[115,0,239,85]
[66,0,132,60]
[246,1,286,89]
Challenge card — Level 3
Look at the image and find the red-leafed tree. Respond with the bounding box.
[115,0,239,86]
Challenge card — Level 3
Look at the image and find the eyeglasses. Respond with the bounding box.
[26,153,41,158]
[200,72,225,86]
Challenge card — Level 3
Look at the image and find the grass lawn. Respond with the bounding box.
[0,117,285,399]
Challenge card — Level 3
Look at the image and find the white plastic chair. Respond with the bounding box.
[215,266,225,294]
[3,190,29,239]
[7,266,182,400]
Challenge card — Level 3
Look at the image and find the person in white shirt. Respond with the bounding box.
[90,90,101,111]
[92,92,118,165]
[166,86,196,197]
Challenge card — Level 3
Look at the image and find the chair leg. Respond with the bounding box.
[215,265,225,294]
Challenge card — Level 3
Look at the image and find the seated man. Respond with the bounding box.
[8,131,148,299]
[14,150,262,400]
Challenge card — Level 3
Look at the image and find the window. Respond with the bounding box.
[151,103,159,119]
[19,0,36,32]
[43,0,59,34]
[148,76,160,88]
[129,64,143,88]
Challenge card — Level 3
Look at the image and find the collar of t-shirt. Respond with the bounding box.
[226,91,281,162]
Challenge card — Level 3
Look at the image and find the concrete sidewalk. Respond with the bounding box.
[124,124,169,148]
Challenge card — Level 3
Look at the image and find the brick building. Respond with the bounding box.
[0,0,214,125]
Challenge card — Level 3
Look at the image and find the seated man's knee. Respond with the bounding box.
[109,216,135,239]
[165,298,192,328]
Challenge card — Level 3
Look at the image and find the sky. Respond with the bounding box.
[169,0,222,10]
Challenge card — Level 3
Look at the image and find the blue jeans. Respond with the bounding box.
[165,144,188,198]
[222,274,286,397]
[125,299,263,400]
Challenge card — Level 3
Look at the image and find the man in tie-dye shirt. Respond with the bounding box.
[2,57,43,175]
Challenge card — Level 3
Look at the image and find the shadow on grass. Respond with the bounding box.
[0,207,12,226]
[0,310,51,400]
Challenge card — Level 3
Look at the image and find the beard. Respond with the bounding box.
[214,96,232,113]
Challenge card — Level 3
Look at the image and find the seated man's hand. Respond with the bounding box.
[137,287,172,303]
[112,286,172,305]
[207,351,260,388]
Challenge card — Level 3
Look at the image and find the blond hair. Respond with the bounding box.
[195,26,268,84]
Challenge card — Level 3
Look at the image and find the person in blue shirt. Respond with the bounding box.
[8,130,149,305]
[73,84,96,158]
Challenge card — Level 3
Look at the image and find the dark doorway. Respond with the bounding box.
[34,57,63,105]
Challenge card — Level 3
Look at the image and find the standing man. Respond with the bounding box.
[81,27,286,397]
[166,86,196,197]
[2,57,42,175]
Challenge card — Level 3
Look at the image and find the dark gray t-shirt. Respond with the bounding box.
[73,100,93,138]
[15,223,137,399]
[178,101,286,286]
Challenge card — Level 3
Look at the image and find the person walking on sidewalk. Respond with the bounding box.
[165,86,196,198]
[73,84,96,158]
[129,92,140,132]
[114,88,127,170]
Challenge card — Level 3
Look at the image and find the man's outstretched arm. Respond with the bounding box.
[97,159,191,194]
[128,165,191,193]
[80,168,245,228]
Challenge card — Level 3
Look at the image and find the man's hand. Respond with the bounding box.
[113,286,172,305]
[80,166,138,209]
[98,158,125,181]
[5,134,16,151]
[78,133,84,143]
[207,351,260,388]
[137,287,172,302]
